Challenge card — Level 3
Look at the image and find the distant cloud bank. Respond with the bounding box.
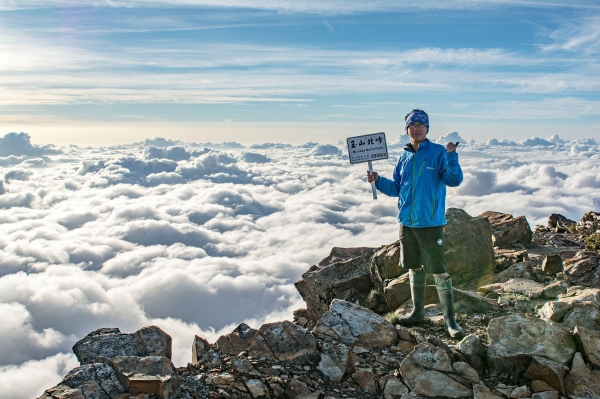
[1,131,599,399]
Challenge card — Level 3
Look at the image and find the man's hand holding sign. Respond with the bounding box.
[346,132,388,200]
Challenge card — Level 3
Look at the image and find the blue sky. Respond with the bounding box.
[1,0,600,145]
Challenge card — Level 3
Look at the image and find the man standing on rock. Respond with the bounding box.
[367,109,465,339]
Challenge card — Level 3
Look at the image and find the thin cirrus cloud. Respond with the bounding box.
[539,14,600,53]
[1,0,599,12]
[1,13,598,109]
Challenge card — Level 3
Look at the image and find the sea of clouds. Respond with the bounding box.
[1,131,599,398]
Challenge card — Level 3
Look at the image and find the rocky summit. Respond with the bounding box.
[39,209,600,399]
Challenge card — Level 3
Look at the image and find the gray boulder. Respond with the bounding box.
[38,363,125,399]
[487,314,576,377]
[369,241,402,292]
[134,326,172,359]
[542,254,563,275]
[453,361,481,384]
[230,356,261,377]
[501,278,545,298]
[407,343,453,373]
[492,262,538,284]
[565,352,600,398]
[295,254,375,322]
[532,391,559,399]
[479,211,532,248]
[561,286,600,305]
[318,246,376,267]
[524,356,568,396]
[561,301,600,333]
[443,208,495,285]
[383,272,411,310]
[313,299,398,349]
[108,356,180,399]
[547,214,575,232]
[381,375,409,397]
[457,334,488,377]
[574,325,600,370]
[511,385,531,398]
[541,280,568,299]
[192,335,211,364]
[495,249,529,271]
[473,384,503,399]
[538,301,572,322]
[248,320,317,361]
[316,339,355,383]
[245,379,269,398]
[563,251,600,288]
[351,368,378,394]
[72,326,172,365]
[399,357,472,398]
[191,335,221,368]
[284,378,310,398]
[531,379,559,393]
[216,323,258,355]
[538,287,600,332]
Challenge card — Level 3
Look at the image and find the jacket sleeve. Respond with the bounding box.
[440,151,463,187]
[375,161,401,197]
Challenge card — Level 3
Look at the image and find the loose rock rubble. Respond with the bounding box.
[38,209,600,399]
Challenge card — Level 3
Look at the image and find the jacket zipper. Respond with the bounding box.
[431,192,437,219]
[410,149,418,224]
[411,153,428,224]
[418,159,427,177]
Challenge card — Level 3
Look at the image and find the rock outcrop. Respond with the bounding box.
[39,363,126,399]
[480,210,533,248]
[73,326,172,365]
[295,252,376,323]
[296,208,495,322]
[443,208,496,285]
[312,299,398,349]
[41,326,177,399]
[39,210,600,399]
[487,314,576,376]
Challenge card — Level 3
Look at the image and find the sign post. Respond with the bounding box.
[367,160,377,200]
[346,132,388,200]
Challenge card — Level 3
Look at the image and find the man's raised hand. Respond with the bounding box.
[446,142,459,153]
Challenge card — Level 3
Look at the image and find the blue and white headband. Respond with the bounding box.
[405,110,429,132]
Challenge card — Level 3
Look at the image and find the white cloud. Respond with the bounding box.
[487,138,518,146]
[0,133,50,157]
[432,131,468,145]
[240,152,271,164]
[0,302,74,364]
[519,137,555,146]
[0,353,78,399]
[144,145,208,161]
[311,144,342,156]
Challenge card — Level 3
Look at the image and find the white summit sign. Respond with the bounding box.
[346,132,388,164]
[346,132,388,200]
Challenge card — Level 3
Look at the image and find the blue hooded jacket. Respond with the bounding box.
[375,139,463,227]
